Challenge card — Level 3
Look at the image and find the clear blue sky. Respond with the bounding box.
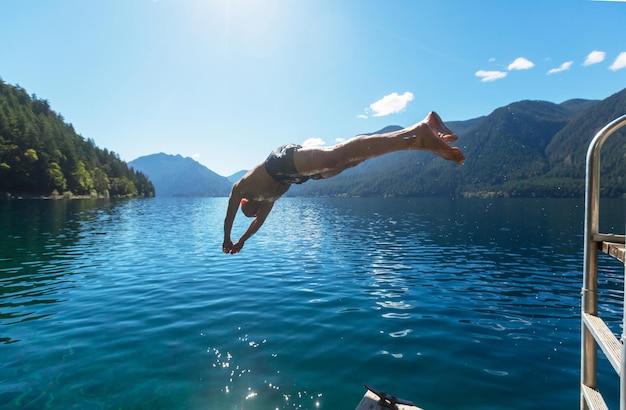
[2,0,625,176]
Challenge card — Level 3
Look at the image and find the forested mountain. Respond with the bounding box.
[0,80,154,198]
[288,88,625,198]
[129,153,231,197]
[545,89,626,197]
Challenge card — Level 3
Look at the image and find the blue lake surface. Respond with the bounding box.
[1,197,624,409]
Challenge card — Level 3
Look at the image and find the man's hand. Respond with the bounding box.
[222,238,244,254]
[230,240,244,254]
[222,239,234,254]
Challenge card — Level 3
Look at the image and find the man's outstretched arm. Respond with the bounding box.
[223,186,242,254]
[229,201,274,254]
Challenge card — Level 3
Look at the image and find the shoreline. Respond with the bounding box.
[1,192,150,200]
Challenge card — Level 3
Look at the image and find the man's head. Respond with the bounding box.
[240,198,260,218]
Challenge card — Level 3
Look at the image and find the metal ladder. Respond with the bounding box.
[581,114,626,410]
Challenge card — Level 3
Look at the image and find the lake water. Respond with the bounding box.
[1,197,624,409]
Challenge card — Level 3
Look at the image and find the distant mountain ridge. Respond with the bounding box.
[129,153,231,197]
[133,87,625,198]
[227,170,247,184]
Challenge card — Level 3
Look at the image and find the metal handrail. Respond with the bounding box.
[581,114,626,410]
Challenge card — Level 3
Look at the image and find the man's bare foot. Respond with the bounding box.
[424,111,458,142]
[415,123,465,165]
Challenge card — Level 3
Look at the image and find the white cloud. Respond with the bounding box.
[584,50,606,66]
[302,137,326,147]
[356,114,368,119]
[547,61,573,75]
[475,70,508,82]
[192,153,200,159]
[369,91,414,117]
[335,138,346,143]
[508,57,535,71]
[609,51,626,71]
[476,56,535,83]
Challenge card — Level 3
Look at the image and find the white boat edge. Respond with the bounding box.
[355,387,423,410]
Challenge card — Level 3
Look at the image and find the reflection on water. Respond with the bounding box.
[0,197,624,409]
[0,200,111,341]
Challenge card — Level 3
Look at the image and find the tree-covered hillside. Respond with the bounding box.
[0,80,154,198]
[460,100,576,196]
[545,88,626,197]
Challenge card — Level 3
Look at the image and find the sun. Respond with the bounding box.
[186,0,286,54]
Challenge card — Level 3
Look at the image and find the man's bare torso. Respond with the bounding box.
[233,162,290,202]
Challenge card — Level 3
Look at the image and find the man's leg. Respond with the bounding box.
[293,112,465,178]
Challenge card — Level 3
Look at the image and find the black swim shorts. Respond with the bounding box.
[264,144,321,185]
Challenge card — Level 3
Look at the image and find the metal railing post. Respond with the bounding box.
[622,220,626,410]
[581,114,626,410]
